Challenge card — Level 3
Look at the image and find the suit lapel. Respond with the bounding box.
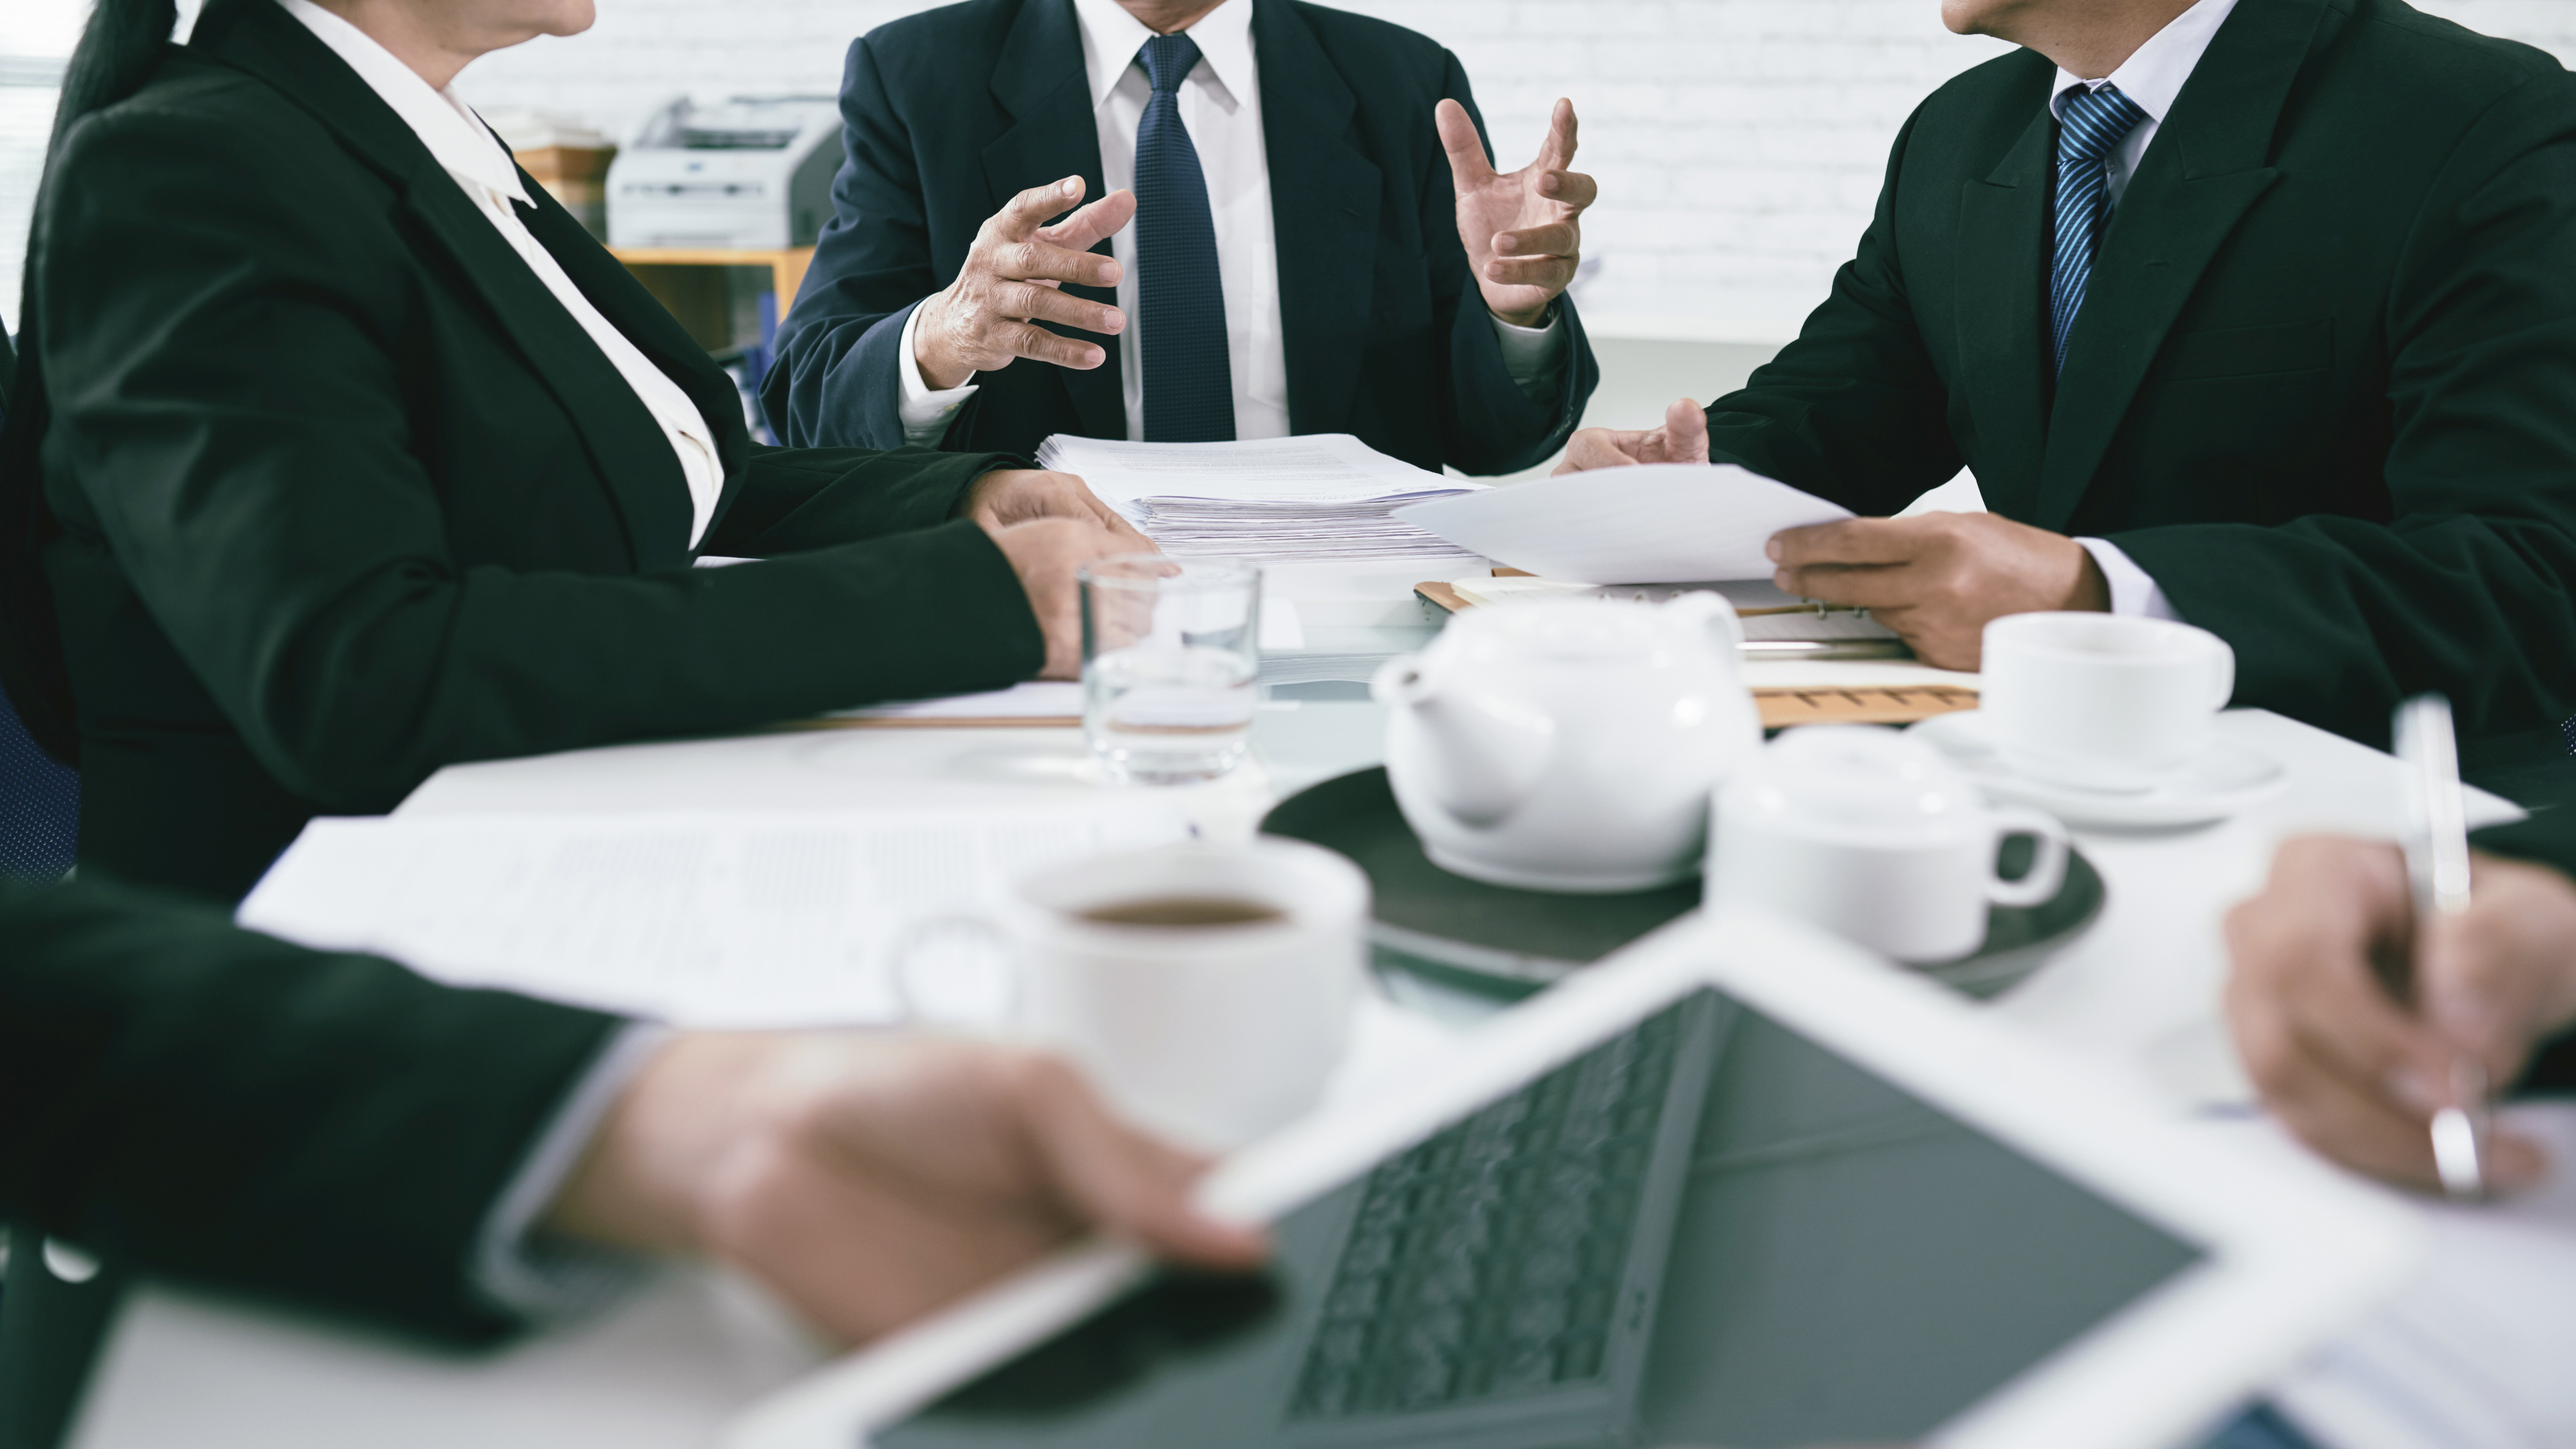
[2030,0,2321,532]
[983,0,1123,440]
[190,0,696,570]
[1254,0,1378,435]
[1953,96,2057,522]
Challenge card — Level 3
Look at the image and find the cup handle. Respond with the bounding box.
[884,914,1018,1025]
[2206,640,2238,713]
[1984,807,2071,909]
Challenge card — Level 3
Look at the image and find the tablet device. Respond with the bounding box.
[731,909,2416,1449]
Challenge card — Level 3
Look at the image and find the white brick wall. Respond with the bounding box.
[5,0,2575,339]
[447,0,2576,342]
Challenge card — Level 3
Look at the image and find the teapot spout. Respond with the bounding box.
[1372,655,1552,828]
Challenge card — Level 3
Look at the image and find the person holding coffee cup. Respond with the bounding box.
[0,871,1264,1387]
[1553,0,2576,764]
[2224,810,2576,1193]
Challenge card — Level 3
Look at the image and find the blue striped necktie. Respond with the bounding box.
[2049,82,2149,374]
[1133,32,1235,442]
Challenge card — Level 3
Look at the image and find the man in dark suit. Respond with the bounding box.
[0,872,1260,1444]
[763,0,1601,476]
[1562,0,2576,763]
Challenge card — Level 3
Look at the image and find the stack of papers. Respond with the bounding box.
[1394,463,1851,584]
[1038,433,1487,566]
[237,808,1195,1028]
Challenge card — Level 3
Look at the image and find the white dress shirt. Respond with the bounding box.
[895,0,1566,446]
[278,0,725,549]
[2051,0,2240,622]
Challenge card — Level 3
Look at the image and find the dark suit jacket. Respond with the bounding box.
[0,874,617,1338]
[0,0,1050,902]
[762,0,1599,475]
[1698,0,2576,763]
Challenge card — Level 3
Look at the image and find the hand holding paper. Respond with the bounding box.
[1392,463,1850,584]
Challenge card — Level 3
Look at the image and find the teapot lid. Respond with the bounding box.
[1722,724,1985,838]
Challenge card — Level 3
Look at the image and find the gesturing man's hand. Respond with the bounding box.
[1437,97,1593,328]
[1555,397,1711,473]
[914,177,1135,390]
[1765,512,2108,670]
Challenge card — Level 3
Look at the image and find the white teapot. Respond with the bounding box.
[1370,593,1764,893]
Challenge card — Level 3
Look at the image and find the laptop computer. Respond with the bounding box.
[730,907,2418,1449]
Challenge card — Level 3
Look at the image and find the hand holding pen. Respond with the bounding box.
[2224,697,2576,1195]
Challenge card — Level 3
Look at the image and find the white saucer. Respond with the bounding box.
[1907,710,2286,828]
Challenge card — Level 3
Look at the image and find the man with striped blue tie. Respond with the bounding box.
[1561,0,2576,768]
[763,0,1600,479]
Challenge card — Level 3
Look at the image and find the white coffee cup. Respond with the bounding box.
[1708,725,2071,963]
[889,838,1369,1151]
[1979,612,2236,793]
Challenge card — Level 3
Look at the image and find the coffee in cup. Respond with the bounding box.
[1979,612,2235,793]
[891,838,1368,1150]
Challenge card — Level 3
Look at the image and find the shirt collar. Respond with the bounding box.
[273,0,530,207]
[2049,0,2240,123]
[1071,0,1255,113]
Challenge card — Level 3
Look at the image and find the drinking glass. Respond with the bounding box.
[1080,555,1261,784]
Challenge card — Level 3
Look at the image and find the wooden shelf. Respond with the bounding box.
[607,246,815,353]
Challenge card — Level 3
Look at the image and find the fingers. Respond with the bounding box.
[1664,397,1710,461]
[1434,97,1496,190]
[1033,190,1137,264]
[996,237,1124,291]
[1483,255,1578,292]
[1538,168,1599,209]
[1555,426,1653,473]
[2420,854,2576,1079]
[1544,96,1578,168]
[1768,517,1929,571]
[993,175,1086,241]
[978,319,1099,371]
[1014,1055,1270,1271]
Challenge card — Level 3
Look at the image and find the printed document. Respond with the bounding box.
[1395,463,1852,584]
[237,808,1194,1027]
[1038,433,1487,566]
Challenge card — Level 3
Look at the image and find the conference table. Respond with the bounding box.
[61,605,2576,1449]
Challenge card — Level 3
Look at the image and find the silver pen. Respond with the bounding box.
[2392,694,2490,1201]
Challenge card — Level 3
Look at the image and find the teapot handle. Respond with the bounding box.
[1667,590,1748,653]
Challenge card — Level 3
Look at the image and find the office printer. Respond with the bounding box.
[605,95,844,249]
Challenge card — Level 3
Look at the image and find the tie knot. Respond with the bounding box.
[1139,32,1202,95]
[2057,82,2148,166]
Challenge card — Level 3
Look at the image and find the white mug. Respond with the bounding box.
[1979,612,2236,793]
[1708,725,2071,963]
[889,838,1369,1151]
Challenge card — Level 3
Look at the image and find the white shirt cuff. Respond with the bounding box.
[468,1022,674,1322]
[896,300,979,447]
[1489,305,1569,400]
[2076,537,2184,622]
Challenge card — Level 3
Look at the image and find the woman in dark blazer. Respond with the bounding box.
[0,0,1142,901]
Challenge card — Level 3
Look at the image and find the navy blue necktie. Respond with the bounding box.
[1133,33,1235,442]
[2049,83,2148,374]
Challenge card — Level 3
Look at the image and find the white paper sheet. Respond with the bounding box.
[1395,464,1853,584]
[1038,434,1485,566]
[236,808,1194,1027]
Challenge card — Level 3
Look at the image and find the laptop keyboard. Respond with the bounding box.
[1286,1009,1685,1421]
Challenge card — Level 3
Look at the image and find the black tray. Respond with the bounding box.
[1261,767,2105,1000]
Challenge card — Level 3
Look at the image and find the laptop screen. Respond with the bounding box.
[874,988,2204,1449]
